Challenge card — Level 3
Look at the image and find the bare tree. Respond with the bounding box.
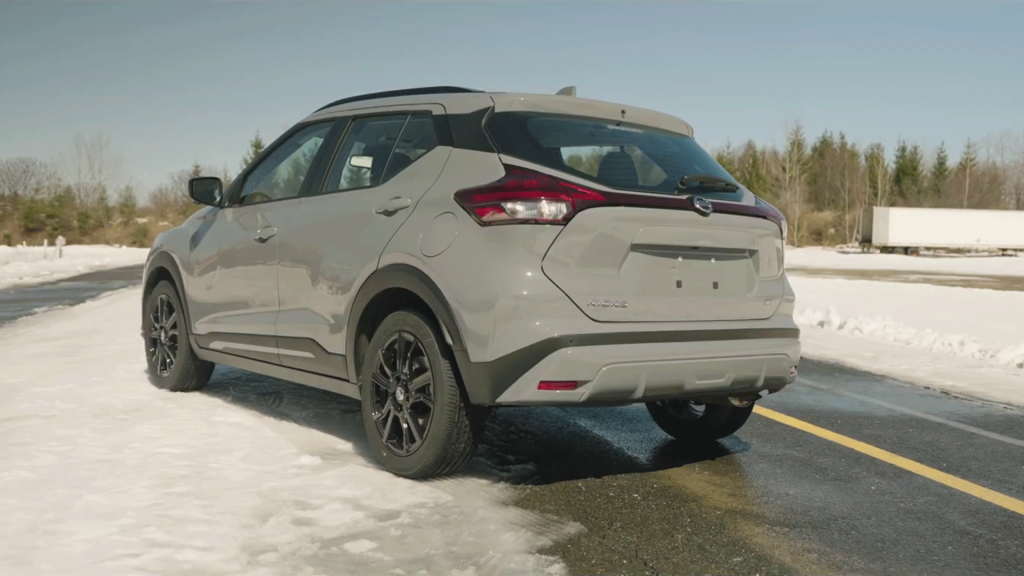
[864,143,890,207]
[959,139,978,208]
[836,135,865,243]
[0,157,59,199]
[59,132,124,205]
[770,122,809,246]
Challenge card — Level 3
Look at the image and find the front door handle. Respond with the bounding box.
[253,226,278,243]
[374,196,412,215]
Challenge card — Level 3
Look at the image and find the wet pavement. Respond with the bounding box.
[199,358,1024,575]
[788,267,1024,292]
[0,265,144,326]
[499,360,1024,575]
[4,265,1024,575]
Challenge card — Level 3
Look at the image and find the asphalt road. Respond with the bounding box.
[4,265,1023,575]
[501,360,1024,576]
[0,264,145,325]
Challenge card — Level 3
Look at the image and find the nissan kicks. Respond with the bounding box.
[141,86,800,478]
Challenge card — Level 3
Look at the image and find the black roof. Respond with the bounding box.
[314,86,484,113]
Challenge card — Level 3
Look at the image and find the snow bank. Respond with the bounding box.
[0,245,150,290]
[790,275,1024,406]
[0,288,578,575]
[786,246,1024,277]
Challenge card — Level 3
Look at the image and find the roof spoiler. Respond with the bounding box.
[555,86,577,97]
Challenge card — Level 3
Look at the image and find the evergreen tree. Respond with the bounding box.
[892,140,925,205]
[929,142,951,201]
[714,142,738,175]
[241,132,266,169]
[737,141,771,201]
[809,130,838,210]
[117,185,138,224]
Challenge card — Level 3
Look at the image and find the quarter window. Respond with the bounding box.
[324,115,407,193]
[383,114,439,183]
[322,113,441,194]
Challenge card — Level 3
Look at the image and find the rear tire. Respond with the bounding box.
[144,280,214,392]
[360,309,484,479]
[645,399,753,441]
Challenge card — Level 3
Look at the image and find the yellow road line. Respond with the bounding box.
[753,405,1024,517]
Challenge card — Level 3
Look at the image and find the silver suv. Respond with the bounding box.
[142,86,800,478]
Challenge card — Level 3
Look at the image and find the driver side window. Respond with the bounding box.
[237,122,333,206]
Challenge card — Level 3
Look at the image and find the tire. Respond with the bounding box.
[645,399,754,441]
[360,309,484,479]
[143,280,214,392]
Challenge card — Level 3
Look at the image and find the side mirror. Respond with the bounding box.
[189,176,223,206]
[349,155,373,169]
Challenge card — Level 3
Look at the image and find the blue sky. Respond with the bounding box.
[1,1,1022,194]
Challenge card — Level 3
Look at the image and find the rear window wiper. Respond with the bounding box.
[677,174,739,193]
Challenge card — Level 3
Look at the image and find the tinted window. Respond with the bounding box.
[485,112,742,199]
[323,115,407,192]
[237,122,332,205]
[382,113,439,182]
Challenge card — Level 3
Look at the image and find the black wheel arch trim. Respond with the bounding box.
[142,251,193,335]
[346,264,469,385]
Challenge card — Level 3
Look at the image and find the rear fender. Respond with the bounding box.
[345,264,468,384]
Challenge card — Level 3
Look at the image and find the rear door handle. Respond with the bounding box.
[253,226,278,243]
[374,196,412,215]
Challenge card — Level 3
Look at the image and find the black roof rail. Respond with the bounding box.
[314,86,485,113]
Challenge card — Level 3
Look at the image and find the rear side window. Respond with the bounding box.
[323,115,407,193]
[383,114,439,182]
[321,112,440,194]
[485,112,742,198]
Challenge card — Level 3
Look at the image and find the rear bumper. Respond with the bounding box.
[455,327,800,406]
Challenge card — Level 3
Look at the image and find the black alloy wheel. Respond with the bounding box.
[147,293,179,377]
[369,331,436,456]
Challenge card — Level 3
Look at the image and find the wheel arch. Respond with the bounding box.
[346,264,467,385]
[142,251,193,333]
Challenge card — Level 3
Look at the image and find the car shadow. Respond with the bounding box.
[194,366,750,486]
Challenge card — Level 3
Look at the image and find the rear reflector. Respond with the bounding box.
[537,381,578,391]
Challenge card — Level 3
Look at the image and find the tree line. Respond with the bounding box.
[2,126,1022,248]
[710,124,1024,246]
[0,132,263,247]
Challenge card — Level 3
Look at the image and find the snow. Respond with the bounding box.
[786,246,1024,277]
[0,245,150,290]
[788,247,1024,407]
[0,288,579,575]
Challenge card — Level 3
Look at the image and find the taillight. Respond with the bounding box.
[453,166,605,225]
[455,165,788,232]
[755,196,788,243]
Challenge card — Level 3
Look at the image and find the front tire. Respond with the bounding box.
[646,399,753,441]
[360,310,484,479]
[144,280,214,392]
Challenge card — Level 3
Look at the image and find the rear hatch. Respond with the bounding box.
[542,207,784,322]
[484,108,786,323]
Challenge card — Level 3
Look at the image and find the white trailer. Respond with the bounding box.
[859,206,1024,255]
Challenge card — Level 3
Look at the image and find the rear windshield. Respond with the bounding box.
[485,112,742,199]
